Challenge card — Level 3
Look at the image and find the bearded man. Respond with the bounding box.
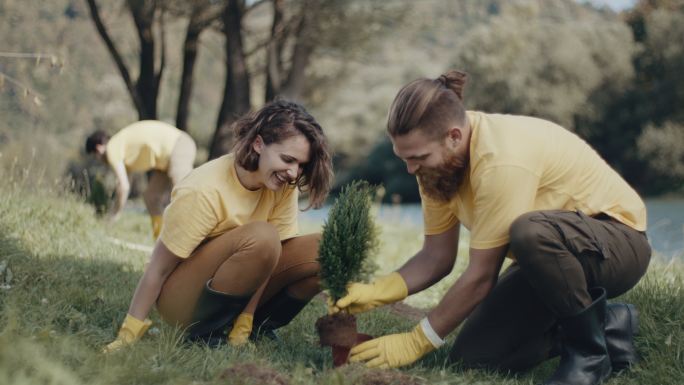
[330,70,651,385]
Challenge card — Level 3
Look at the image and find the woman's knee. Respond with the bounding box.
[242,221,282,269]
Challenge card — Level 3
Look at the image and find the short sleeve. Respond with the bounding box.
[159,188,218,258]
[105,138,125,169]
[470,166,539,249]
[420,182,459,235]
[269,186,299,240]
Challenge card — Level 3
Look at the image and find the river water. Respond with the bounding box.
[301,199,684,259]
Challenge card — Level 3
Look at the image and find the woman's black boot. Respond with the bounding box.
[185,279,250,347]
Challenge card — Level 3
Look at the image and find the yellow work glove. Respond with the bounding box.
[349,318,444,368]
[103,314,152,353]
[331,272,408,314]
[150,215,163,240]
[228,313,253,346]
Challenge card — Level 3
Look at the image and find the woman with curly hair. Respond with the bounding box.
[104,100,333,351]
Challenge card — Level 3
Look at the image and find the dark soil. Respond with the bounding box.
[316,312,358,348]
[332,333,373,367]
[219,362,289,385]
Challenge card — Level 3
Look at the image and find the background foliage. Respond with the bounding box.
[1,0,683,200]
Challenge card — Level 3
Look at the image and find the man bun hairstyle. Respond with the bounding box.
[437,70,467,100]
[387,69,468,139]
[232,100,333,209]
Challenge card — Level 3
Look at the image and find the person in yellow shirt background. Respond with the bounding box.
[103,100,333,351]
[85,120,197,238]
[331,71,650,385]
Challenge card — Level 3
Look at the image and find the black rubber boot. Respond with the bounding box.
[542,287,612,385]
[185,279,250,347]
[605,303,639,371]
[250,290,309,341]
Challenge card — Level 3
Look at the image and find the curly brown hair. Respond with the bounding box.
[232,100,333,209]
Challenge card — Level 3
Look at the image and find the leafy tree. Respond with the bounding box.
[451,5,635,130]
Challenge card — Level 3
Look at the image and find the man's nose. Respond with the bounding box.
[406,161,419,175]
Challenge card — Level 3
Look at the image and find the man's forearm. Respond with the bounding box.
[398,249,455,294]
[427,271,494,338]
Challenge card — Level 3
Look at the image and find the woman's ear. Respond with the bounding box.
[252,135,264,154]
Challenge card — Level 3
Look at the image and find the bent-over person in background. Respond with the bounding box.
[85,120,197,239]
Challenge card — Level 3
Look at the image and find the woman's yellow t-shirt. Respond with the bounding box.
[159,153,299,258]
[106,120,182,173]
[421,111,647,251]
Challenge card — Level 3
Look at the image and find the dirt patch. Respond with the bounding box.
[219,363,289,385]
[358,369,426,385]
[336,366,426,385]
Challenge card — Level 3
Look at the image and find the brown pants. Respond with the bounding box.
[144,131,197,216]
[450,210,651,372]
[156,221,321,328]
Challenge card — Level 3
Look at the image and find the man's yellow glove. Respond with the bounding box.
[349,318,445,368]
[331,272,408,314]
[228,313,253,346]
[103,314,152,353]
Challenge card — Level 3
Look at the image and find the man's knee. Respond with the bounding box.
[509,212,550,263]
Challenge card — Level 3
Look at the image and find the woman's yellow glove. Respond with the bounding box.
[103,314,152,353]
[228,313,253,346]
[349,318,444,368]
[331,272,408,314]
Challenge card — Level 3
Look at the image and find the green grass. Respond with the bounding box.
[0,175,682,385]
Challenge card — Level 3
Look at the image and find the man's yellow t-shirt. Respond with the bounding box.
[106,120,182,173]
[421,111,646,251]
[159,153,299,258]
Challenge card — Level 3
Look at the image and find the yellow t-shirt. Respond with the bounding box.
[421,111,646,251]
[159,153,299,258]
[106,120,182,173]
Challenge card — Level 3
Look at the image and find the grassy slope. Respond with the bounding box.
[0,179,682,385]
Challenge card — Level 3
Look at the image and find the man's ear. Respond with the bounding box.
[446,126,463,147]
[252,135,264,154]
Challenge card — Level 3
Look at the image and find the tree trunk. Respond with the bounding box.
[265,0,285,102]
[280,0,316,101]
[176,2,223,131]
[85,0,145,117]
[209,0,251,159]
[176,23,202,131]
[128,0,160,120]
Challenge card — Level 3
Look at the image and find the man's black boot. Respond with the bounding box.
[185,279,250,347]
[605,303,639,371]
[543,287,612,385]
[251,290,309,341]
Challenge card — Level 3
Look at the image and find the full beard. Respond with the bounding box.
[417,153,468,203]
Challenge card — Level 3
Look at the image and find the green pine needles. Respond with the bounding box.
[318,180,378,302]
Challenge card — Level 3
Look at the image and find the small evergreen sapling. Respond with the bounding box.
[318,180,378,303]
[316,180,378,365]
